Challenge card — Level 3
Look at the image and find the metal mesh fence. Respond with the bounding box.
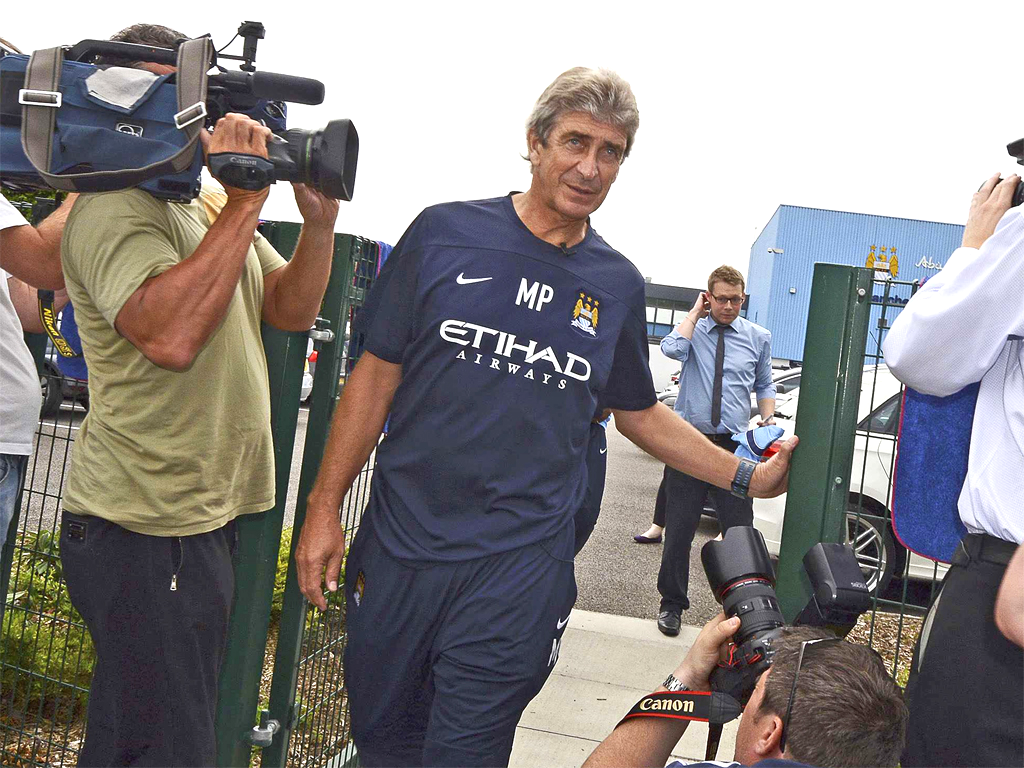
[265,235,383,768]
[844,275,944,686]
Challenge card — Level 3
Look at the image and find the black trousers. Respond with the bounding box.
[902,534,1023,768]
[656,441,753,612]
[60,511,237,767]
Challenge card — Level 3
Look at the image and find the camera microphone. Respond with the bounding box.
[559,242,577,256]
[212,70,325,105]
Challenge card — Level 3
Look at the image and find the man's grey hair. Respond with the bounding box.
[94,24,188,68]
[525,67,639,170]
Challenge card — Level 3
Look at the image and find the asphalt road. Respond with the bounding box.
[572,419,724,629]
[20,401,724,634]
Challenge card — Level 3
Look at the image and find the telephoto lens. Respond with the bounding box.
[701,527,784,644]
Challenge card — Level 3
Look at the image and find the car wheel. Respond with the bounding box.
[844,507,896,594]
[39,361,64,420]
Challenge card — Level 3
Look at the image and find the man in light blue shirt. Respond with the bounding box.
[654,266,776,636]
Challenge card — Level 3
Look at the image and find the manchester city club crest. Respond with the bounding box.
[571,290,600,337]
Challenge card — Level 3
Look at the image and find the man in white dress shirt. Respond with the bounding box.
[883,172,1023,768]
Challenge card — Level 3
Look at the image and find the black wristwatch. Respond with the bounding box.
[731,458,757,499]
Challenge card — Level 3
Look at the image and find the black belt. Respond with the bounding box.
[952,533,1017,568]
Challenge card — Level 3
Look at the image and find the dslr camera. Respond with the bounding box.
[701,526,873,705]
[0,21,357,201]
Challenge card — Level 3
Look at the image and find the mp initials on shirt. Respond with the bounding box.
[516,278,554,311]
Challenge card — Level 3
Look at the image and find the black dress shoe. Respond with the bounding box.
[657,610,681,637]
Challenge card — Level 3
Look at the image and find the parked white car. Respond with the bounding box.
[752,364,949,593]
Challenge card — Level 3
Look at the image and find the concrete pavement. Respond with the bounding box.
[510,609,738,768]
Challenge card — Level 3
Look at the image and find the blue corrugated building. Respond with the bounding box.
[746,205,964,364]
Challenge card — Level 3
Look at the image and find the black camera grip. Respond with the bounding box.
[207,152,275,191]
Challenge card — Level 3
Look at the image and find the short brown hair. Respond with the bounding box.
[759,627,908,768]
[95,24,188,68]
[708,265,745,294]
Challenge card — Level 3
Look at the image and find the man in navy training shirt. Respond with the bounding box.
[654,266,776,637]
[295,67,798,768]
[584,614,907,768]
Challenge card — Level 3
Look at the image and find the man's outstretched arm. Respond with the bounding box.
[295,352,402,610]
[614,401,797,498]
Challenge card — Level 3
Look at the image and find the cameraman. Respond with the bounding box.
[57,24,339,767]
[584,614,907,768]
[882,173,1023,768]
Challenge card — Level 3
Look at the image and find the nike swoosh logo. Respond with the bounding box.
[599,447,607,455]
[456,272,493,284]
[556,614,571,630]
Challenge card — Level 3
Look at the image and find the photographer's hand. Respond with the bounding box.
[962,173,1020,249]
[669,613,741,691]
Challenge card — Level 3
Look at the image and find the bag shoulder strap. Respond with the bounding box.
[20,37,213,193]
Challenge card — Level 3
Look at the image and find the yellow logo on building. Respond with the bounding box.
[866,245,899,278]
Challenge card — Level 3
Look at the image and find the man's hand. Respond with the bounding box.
[295,501,347,611]
[690,291,710,321]
[962,173,1020,249]
[757,416,776,427]
[671,612,742,690]
[749,435,799,497]
[292,183,340,230]
[201,113,273,205]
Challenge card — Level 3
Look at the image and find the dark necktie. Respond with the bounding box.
[711,325,727,428]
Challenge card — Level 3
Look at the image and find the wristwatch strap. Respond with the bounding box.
[731,458,757,499]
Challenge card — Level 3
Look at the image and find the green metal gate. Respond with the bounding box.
[252,227,381,768]
[773,263,945,686]
[1,197,382,766]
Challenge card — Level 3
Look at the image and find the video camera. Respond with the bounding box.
[701,526,872,706]
[0,21,358,201]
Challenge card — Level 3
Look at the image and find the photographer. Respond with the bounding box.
[882,173,1023,768]
[56,23,339,767]
[584,614,907,768]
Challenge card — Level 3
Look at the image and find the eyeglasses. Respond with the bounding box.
[777,638,844,755]
[711,294,745,306]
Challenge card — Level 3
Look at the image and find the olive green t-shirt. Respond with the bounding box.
[61,189,287,536]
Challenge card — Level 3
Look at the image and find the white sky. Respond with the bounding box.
[6,2,1022,287]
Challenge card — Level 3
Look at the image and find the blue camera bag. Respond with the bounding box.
[0,37,212,200]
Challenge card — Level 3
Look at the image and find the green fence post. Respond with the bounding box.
[214,223,308,767]
[260,235,358,768]
[775,264,873,621]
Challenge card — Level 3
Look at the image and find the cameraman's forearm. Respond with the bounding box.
[114,197,263,371]
[262,222,335,331]
[583,717,686,768]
